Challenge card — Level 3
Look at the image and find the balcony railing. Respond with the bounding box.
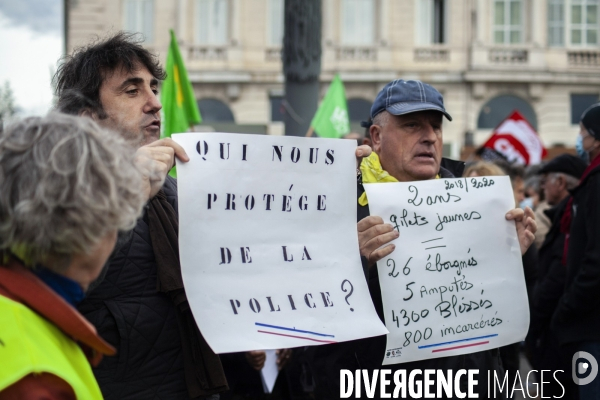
[188,46,228,61]
[414,48,449,62]
[335,46,377,61]
[568,51,600,67]
[488,48,528,64]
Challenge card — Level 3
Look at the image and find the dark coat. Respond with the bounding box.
[311,168,505,400]
[552,164,600,345]
[530,196,570,344]
[527,196,577,399]
[78,177,189,399]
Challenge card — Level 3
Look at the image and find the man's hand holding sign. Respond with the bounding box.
[356,80,536,366]
[363,177,535,364]
[310,79,536,400]
[360,205,536,269]
[172,78,536,399]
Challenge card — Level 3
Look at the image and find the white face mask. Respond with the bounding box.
[519,197,534,210]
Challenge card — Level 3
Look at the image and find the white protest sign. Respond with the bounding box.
[363,176,529,365]
[173,132,388,353]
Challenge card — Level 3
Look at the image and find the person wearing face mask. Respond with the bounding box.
[551,103,600,400]
[575,105,600,164]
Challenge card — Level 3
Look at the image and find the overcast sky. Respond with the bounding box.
[0,0,63,116]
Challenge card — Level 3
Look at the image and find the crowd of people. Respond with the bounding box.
[0,32,598,400]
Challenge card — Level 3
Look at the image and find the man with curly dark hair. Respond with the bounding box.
[54,32,228,400]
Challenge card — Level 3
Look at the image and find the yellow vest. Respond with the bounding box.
[0,295,103,399]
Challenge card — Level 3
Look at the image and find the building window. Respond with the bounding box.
[268,0,284,46]
[195,0,229,45]
[341,0,374,45]
[197,98,235,122]
[493,0,523,44]
[571,94,599,124]
[570,0,599,45]
[270,96,285,122]
[416,0,447,45]
[123,0,154,43]
[477,95,538,130]
[548,0,565,46]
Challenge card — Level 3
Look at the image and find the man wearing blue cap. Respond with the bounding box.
[312,80,537,399]
[360,79,535,278]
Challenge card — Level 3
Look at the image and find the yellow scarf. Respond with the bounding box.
[358,152,398,206]
[358,152,439,206]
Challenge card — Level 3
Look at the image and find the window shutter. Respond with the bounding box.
[197,0,210,44]
[416,0,434,45]
[142,0,154,43]
[214,0,228,45]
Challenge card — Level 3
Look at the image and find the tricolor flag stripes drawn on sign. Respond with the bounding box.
[255,322,337,344]
[481,110,547,165]
[418,334,499,353]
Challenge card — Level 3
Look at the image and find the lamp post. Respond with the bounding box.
[282,0,322,136]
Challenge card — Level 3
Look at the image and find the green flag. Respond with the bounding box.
[310,74,350,138]
[162,29,201,139]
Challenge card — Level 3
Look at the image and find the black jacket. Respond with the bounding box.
[78,177,189,399]
[529,197,569,344]
[552,164,600,345]
[311,168,505,400]
[527,196,577,398]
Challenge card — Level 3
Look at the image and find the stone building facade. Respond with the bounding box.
[67,0,600,158]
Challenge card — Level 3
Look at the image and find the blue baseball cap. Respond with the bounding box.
[370,79,452,121]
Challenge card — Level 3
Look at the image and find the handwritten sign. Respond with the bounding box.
[363,176,529,365]
[173,132,388,353]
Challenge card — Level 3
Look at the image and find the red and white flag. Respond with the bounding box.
[481,110,547,165]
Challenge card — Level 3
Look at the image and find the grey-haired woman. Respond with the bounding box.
[0,113,146,399]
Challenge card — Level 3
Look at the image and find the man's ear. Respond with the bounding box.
[556,175,567,191]
[370,125,382,152]
[79,109,95,119]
